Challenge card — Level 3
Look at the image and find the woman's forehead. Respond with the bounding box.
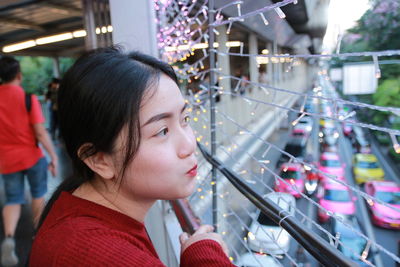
[140,75,185,117]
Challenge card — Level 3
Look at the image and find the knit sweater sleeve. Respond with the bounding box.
[180,240,236,267]
[54,229,167,267]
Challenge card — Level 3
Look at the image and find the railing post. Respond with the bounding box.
[208,0,218,231]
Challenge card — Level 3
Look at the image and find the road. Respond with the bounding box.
[245,99,400,266]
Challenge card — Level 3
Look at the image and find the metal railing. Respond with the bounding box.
[195,142,356,267]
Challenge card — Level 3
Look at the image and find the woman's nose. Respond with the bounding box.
[177,126,196,159]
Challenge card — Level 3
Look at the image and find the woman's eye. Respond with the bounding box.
[183,115,191,123]
[156,128,168,137]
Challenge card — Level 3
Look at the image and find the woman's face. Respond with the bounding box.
[115,74,197,202]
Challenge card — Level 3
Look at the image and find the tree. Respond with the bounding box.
[334,0,400,128]
[338,0,400,79]
[17,56,75,95]
[371,78,400,124]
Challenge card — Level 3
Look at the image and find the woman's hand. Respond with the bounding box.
[179,224,229,256]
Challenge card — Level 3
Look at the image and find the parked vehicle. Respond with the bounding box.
[317,152,345,182]
[365,181,400,229]
[275,163,306,198]
[317,182,356,223]
[353,153,385,184]
[247,192,296,255]
[329,215,374,266]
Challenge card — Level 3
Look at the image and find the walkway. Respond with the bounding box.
[0,140,70,267]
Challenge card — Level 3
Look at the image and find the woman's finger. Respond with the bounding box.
[179,232,190,244]
[192,224,214,235]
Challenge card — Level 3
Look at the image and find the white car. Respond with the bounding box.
[235,252,280,267]
[294,115,313,133]
[247,192,296,255]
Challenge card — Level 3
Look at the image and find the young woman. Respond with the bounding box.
[29,47,233,266]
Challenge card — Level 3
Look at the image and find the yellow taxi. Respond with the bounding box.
[353,153,385,184]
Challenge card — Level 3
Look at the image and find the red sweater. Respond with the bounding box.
[30,192,235,266]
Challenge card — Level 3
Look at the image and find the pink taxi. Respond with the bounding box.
[317,181,356,223]
[317,152,345,182]
[365,181,400,229]
[275,163,305,198]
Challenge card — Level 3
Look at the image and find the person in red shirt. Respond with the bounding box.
[0,56,58,266]
[30,48,235,266]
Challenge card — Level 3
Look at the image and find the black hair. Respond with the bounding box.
[0,56,20,83]
[51,77,61,83]
[37,47,178,229]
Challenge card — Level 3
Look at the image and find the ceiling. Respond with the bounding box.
[0,0,84,57]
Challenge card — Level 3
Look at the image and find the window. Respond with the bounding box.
[324,189,351,202]
[321,159,341,167]
[357,161,379,169]
[280,170,302,180]
[376,191,400,205]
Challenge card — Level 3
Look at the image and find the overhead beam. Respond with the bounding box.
[39,2,82,17]
[0,17,45,31]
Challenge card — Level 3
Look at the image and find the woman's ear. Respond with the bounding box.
[78,144,115,180]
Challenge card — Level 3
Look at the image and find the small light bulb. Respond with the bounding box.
[260,13,269,25]
[274,7,286,19]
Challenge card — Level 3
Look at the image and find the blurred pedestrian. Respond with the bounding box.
[46,78,60,140]
[0,56,58,266]
[29,48,234,266]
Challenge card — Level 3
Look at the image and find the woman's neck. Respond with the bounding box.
[72,181,154,223]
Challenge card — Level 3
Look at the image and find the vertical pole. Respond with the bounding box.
[109,0,157,55]
[208,0,217,232]
[249,33,258,91]
[82,0,98,50]
[267,42,273,85]
[273,41,278,85]
[52,57,60,78]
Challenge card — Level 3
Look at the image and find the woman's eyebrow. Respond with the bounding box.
[142,103,188,127]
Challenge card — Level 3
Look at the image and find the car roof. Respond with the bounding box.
[320,152,339,160]
[292,128,306,133]
[287,136,307,147]
[299,116,312,122]
[367,181,400,191]
[355,153,377,162]
[323,181,348,190]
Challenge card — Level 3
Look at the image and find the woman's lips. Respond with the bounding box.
[187,164,197,177]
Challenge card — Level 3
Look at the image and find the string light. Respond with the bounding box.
[292,113,305,126]
[236,3,242,17]
[211,0,296,26]
[259,13,269,25]
[226,22,233,35]
[156,1,400,265]
[390,133,400,154]
[338,110,356,121]
[274,7,286,19]
[373,55,381,79]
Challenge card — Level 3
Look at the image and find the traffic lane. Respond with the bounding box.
[245,123,319,265]
[368,131,400,184]
[362,135,400,267]
[342,134,400,267]
[374,227,400,267]
[339,134,395,267]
